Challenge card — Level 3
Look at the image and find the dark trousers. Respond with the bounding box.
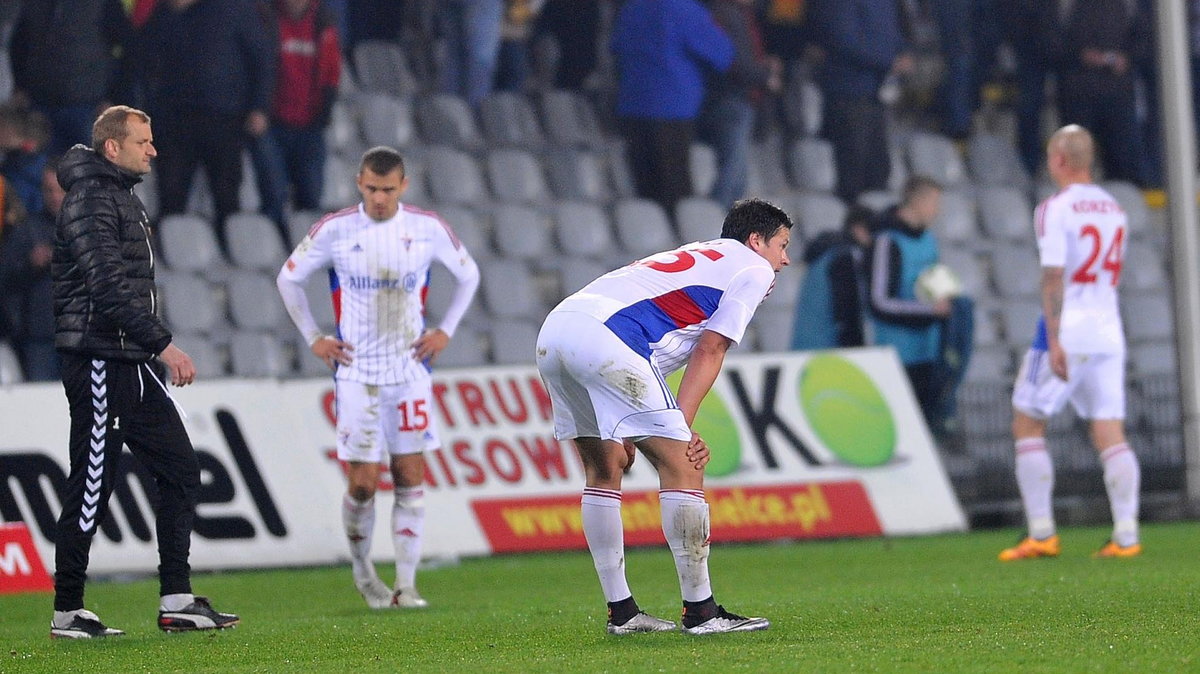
[823,95,890,205]
[156,109,247,244]
[619,117,694,213]
[1058,84,1146,185]
[250,124,327,242]
[54,355,199,611]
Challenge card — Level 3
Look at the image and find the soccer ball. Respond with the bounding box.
[915,263,963,303]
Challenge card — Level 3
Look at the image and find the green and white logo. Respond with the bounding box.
[797,354,896,467]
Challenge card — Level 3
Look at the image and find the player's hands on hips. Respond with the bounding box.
[1049,340,1069,381]
[159,343,196,386]
[312,336,354,369]
[687,432,710,471]
[411,328,449,364]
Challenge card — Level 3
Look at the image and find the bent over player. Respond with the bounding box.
[277,146,480,607]
[1000,125,1142,561]
[535,198,789,635]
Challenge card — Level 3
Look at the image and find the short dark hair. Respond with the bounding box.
[92,106,150,153]
[359,146,405,178]
[720,198,793,243]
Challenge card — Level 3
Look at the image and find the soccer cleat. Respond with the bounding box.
[158,596,239,632]
[681,606,770,635]
[606,611,676,635]
[998,534,1061,561]
[1092,540,1142,558]
[50,609,125,639]
[356,576,394,609]
[391,586,429,609]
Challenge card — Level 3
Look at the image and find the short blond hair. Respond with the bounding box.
[1048,124,1094,172]
[92,105,151,153]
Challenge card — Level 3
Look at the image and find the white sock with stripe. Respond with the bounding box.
[1100,443,1140,547]
[581,488,631,603]
[660,489,712,603]
[342,493,376,580]
[1015,438,1055,540]
[392,486,426,589]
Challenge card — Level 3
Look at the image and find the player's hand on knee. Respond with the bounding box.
[411,328,449,364]
[312,336,354,368]
[686,432,710,471]
[159,343,196,386]
[621,439,637,473]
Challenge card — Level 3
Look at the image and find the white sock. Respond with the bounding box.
[581,488,631,603]
[159,593,194,612]
[1015,438,1055,540]
[659,489,712,603]
[1100,443,1141,546]
[343,493,376,580]
[392,486,426,589]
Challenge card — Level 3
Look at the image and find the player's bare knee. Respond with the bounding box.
[348,484,374,502]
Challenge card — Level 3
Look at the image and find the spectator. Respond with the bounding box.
[0,104,51,216]
[810,0,911,205]
[867,176,952,436]
[534,0,602,90]
[438,0,505,107]
[611,0,733,213]
[790,204,873,350]
[997,0,1060,175]
[9,0,132,156]
[697,0,782,209]
[136,0,276,251]
[1048,0,1153,186]
[496,0,544,92]
[251,0,342,244]
[0,161,58,381]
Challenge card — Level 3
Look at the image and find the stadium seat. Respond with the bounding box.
[493,204,554,259]
[230,330,288,378]
[325,99,362,152]
[906,131,968,188]
[224,212,287,271]
[352,40,419,97]
[787,137,837,193]
[479,91,545,149]
[1101,181,1150,238]
[556,256,611,296]
[932,189,978,246]
[287,209,325,248]
[978,186,1033,241]
[430,204,492,260]
[540,90,604,149]
[544,147,612,202]
[158,271,226,335]
[753,308,794,353]
[857,190,898,214]
[1130,340,1177,376]
[606,142,638,199]
[479,259,541,318]
[172,332,227,379]
[990,244,1042,298]
[486,148,551,204]
[1123,293,1174,341]
[423,263,484,330]
[999,299,1042,347]
[158,214,224,271]
[749,139,792,195]
[425,146,490,206]
[887,143,910,193]
[490,318,540,365]
[972,305,1002,346]
[689,142,717,199]
[291,331,335,378]
[675,197,726,244]
[437,324,488,368]
[940,247,989,298]
[613,198,678,258]
[321,153,359,210]
[0,340,25,385]
[227,270,286,331]
[238,152,261,213]
[964,346,1012,383]
[416,93,483,150]
[399,154,432,207]
[358,92,416,148]
[793,192,847,239]
[967,132,1028,187]
[1122,241,1167,292]
[553,200,617,259]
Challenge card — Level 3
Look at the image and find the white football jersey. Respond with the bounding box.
[552,239,776,374]
[280,203,479,385]
[1034,183,1126,354]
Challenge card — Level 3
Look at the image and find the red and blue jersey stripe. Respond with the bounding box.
[604,285,723,358]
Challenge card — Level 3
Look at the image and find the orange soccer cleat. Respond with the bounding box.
[1092,540,1143,559]
[998,534,1061,561]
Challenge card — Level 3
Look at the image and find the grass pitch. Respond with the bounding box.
[3,522,1198,673]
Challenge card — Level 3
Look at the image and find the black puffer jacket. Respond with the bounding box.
[52,145,171,361]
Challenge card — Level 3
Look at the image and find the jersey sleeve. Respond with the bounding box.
[430,215,480,337]
[704,264,774,345]
[1036,197,1067,268]
[276,219,336,345]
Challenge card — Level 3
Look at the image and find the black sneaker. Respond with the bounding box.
[682,605,770,635]
[50,609,126,639]
[158,596,240,632]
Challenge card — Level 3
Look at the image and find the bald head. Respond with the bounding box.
[1046,124,1095,186]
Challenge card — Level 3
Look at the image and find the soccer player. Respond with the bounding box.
[999,125,1142,561]
[277,146,480,607]
[535,198,788,635]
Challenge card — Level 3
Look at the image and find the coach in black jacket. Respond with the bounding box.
[48,106,238,639]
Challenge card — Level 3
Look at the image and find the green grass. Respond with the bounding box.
[3,523,1199,673]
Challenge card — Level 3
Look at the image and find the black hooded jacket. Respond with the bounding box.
[51,145,171,361]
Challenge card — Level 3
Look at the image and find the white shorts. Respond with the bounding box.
[1011,349,1125,421]
[535,311,691,443]
[335,378,440,462]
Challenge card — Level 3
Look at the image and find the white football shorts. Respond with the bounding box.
[335,377,440,462]
[1011,349,1125,421]
[535,310,692,443]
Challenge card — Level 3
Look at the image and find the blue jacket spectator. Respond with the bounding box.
[791,205,873,350]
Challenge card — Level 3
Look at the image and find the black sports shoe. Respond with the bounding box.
[50,609,126,639]
[158,596,240,632]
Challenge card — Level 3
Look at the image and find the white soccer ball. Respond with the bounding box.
[915,263,963,303]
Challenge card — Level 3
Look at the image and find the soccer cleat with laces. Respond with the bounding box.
[998,534,1061,561]
[356,576,394,609]
[391,586,429,609]
[158,596,239,632]
[606,611,676,635]
[682,606,770,635]
[1092,540,1142,558]
[50,609,125,639]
